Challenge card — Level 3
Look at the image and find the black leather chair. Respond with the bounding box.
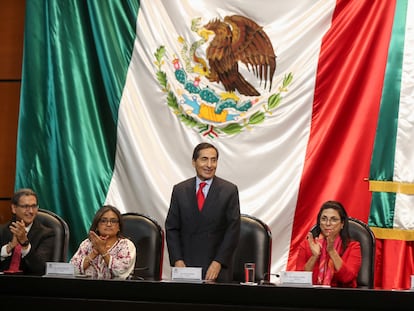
[232,214,272,283]
[348,217,375,288]
[37,209,70,262]
[122,212,164,280]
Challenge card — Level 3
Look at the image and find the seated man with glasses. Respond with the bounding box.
[70,205,136,279]
[294,200,361,288]
[0,188,55,275]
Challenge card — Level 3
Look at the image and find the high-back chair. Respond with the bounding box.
[37,209,70,262]
[232,214,272,283]
[122,212,164,280]
[348,217,375,288]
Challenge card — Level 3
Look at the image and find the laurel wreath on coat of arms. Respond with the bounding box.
[154,16,293,138]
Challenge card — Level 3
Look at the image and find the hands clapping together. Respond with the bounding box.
[88,231,109,255]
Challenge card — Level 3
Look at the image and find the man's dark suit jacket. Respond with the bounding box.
[165,176,240,282]
[0,218,55,275]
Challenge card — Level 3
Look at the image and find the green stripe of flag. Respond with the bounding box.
[16,0,139,257]
[369,0,408,229]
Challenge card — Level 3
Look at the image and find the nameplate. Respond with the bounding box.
[45,262,75,277]
[171,267,202,282]
[279,271,313,287]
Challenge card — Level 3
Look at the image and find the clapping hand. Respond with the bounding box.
[88,231,108,254]
[9,219,28,245]
[307,232,321,257]
[325,234,336,252]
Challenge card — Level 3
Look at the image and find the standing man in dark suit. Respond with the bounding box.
[0,188,55,275]
[165,142,241,282]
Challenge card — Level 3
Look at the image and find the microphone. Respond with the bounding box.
[259,272,280,286]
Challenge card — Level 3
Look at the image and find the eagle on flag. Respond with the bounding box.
[203,15,276,96]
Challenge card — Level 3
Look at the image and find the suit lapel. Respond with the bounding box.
[186,178,200,216]
[201,177,221,213]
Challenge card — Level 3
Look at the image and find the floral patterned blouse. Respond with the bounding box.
[70,238,136,279]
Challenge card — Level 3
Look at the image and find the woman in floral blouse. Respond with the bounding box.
[70,205,136,279]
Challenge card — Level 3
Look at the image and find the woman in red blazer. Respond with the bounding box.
[295,200,361,288]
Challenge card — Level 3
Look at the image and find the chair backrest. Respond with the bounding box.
[348,217,375,288]
[121,213,164,280]
[36,209,70,262]
[232,214,272,283]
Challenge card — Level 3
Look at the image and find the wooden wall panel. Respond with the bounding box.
[0,82,20,223]
[0,0,25,79]
[0,83,20,190]
[0,202,12,224]
[0,0,25,223]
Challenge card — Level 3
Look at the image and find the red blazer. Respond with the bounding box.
[295,239,361,288]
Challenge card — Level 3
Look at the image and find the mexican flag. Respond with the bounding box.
[17,0,414,289]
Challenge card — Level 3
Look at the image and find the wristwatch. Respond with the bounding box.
[20,239,30,247]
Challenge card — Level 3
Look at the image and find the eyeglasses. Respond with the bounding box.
[99,218,119,225]
[17,204,39,210]
[320,217,341,224]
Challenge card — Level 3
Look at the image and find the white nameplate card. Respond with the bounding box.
[44,262,75,277]
[171,267,202,283]
[279,271,313,287]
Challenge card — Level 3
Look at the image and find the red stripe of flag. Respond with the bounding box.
[287,0,396,273]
